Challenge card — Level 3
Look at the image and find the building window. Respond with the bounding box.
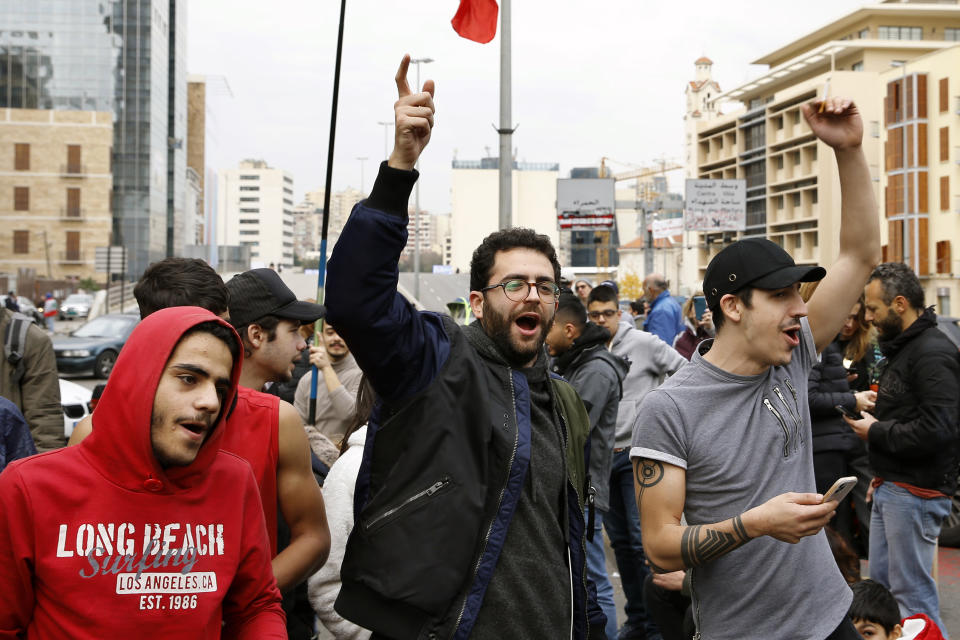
[65,231,80,261]
[776,156,784,170]
[942,176,950,211]
[13,187,28,211]
[239,230,258,236]
[13,230,28,254]
[936,240,951,274]
[66,188,81,217]
[852,61,864,72]
[239,208,259,213]
[858,28,869,39]
[792,192,802,207]
[941,127,950,162]
[940,77,949,113]
[239,186,259,191]
[945,28,960,41]
[239,175,260,180]
[239,197,259,202]
[66,145,81,174]
[878,26,923,40]
[14,143,29,171]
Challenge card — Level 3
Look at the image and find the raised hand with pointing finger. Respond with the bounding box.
[388,54,436,171]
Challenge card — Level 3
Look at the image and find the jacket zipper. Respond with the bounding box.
[762,398,790,458]
[451,368,520,635]
[557,403,588,640]
[363,477,451,533]
[691,569,702,640]
[774,386,803,450]
[783,378,804,447]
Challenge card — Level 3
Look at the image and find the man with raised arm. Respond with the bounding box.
[324,56,605,639]
[631,98,880,640]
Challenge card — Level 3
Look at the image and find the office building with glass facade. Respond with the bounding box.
[0,0,187,277]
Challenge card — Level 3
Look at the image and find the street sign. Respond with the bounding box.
[652,217,684,240]
[684,179,746,232]
[557,178,616,230]
[95,246,127,273]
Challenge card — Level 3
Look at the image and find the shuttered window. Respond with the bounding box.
[13,231,28,254]
[14,144,29,171]
[13,187,28,211]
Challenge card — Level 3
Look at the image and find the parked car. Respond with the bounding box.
[935,316,960,547]
[59,293,94,320]
[59,378,92,438]
[0,295,44,326]
[52,313,139,378]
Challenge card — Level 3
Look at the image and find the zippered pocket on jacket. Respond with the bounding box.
[363,477,453,534]
[763,398,790,458]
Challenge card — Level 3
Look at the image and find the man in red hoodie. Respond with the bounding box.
[0,307,286,638]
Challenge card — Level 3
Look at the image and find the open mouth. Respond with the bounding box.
[178,421,207,440]
[783,327,801,347]
[515,313,540,336]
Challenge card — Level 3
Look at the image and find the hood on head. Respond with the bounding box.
[82,307,243,493]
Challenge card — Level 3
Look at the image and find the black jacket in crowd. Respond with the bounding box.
[870,307,960,494]
[807,338,864,454]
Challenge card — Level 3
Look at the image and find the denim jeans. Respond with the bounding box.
[869,481,952,636]
[603,449,658,639]
[585,507,618,640]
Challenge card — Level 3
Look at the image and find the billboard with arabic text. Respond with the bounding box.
[684,179,746,232]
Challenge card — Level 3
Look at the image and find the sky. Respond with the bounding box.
[187,0,867,216]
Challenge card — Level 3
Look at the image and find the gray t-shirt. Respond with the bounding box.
[631,318,851,640]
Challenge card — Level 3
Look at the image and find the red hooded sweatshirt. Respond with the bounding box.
[0,307,285,639]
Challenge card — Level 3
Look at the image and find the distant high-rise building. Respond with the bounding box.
[0,0,188,277]
[217,160,295,268]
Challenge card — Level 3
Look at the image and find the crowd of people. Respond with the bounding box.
[1,55,958,640]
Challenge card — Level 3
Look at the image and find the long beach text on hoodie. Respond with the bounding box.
[0,306,285,639]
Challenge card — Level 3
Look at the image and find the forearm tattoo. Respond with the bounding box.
[680,515,751,568]
[634,459,664,505]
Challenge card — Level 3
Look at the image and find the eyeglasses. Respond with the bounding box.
[481,279,560,302]
[587,309,619,320]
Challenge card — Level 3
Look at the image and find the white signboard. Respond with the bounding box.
[684,179,746,232]
[556,178,616,230]
[94,246,127,273]
[652,217,684,240]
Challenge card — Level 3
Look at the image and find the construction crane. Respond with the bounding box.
[593,158,685,274]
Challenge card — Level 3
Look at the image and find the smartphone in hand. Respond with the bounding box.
[835,404,862,421]
[693,296,707,321]
[821,476,858,504]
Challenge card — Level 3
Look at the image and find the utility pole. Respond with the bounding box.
[356,156,368,195]
[410,57,433,300]
[42,230,53,278]
[377,120,393,161]
[498,0,514,230]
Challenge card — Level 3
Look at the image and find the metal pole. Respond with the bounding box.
[410,58,433,300]
[377,120,393,161]
[308,0,347,425]
[357,156,367,194]
[498,0,512,230]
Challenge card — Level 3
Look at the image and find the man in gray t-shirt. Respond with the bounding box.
[631,97,880,640]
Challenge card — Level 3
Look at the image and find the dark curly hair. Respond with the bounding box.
[469,228,561,293]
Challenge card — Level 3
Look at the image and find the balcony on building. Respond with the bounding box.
[59,251,84,264]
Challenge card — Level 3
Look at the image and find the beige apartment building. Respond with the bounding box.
[691,1,960,310]
[0,109,113,282]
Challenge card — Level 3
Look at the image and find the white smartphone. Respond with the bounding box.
[821,476,858,504]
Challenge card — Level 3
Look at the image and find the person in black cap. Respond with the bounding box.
[630,96,880,640]
[222,268,331,602]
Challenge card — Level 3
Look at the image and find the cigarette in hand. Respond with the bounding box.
[818,79,830,113]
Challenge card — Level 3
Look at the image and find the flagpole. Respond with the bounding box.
[308,0,346,425]
[498,0,512,230]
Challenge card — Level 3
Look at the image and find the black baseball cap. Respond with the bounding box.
[703,238,825,308]
[226,268,325,327]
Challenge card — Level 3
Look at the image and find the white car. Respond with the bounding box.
[59,378,92,438]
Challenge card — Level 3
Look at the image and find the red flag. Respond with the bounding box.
[451,0,499,44]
